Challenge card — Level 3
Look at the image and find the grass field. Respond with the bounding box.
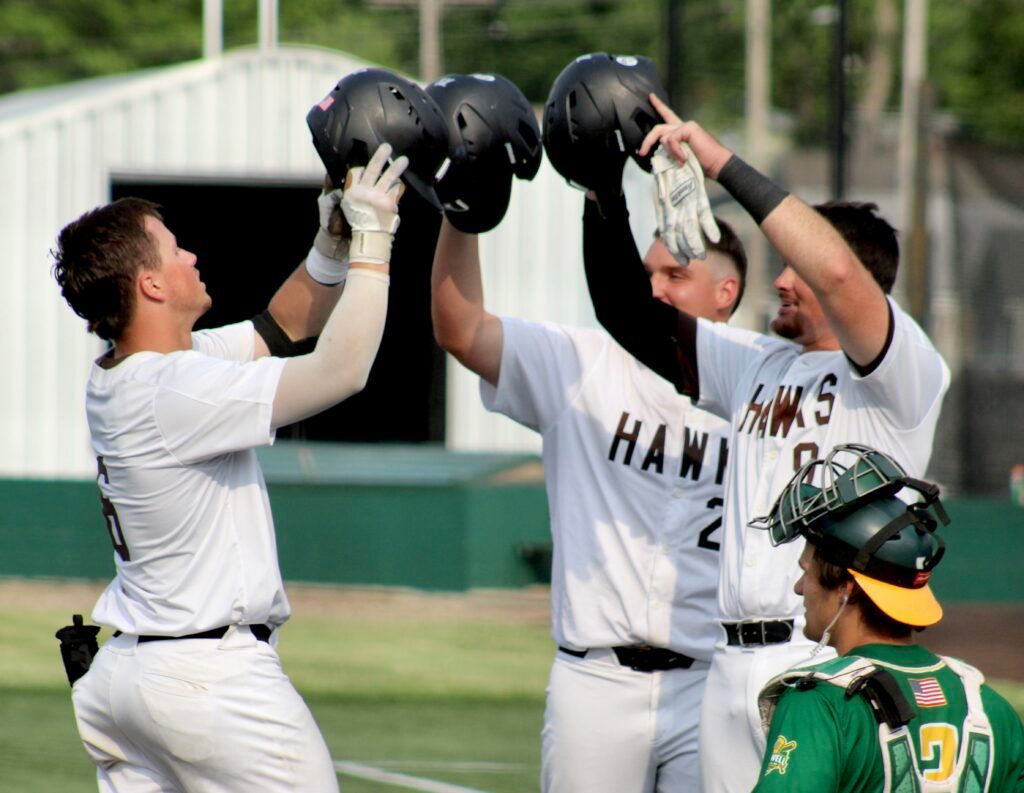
[3,578,1022,792]
[1,579,552,792]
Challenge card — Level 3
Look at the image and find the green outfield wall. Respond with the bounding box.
[1,442,1021,599]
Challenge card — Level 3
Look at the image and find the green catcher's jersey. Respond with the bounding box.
[752,644,1024,792]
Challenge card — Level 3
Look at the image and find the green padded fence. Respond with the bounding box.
[0,442,552,591]
[1,442,1021,599]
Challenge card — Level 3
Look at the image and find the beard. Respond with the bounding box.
[770,313,801,340]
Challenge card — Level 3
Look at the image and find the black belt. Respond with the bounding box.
[114,624,273,644]
[558,645,695,673]
[723,620,794,647]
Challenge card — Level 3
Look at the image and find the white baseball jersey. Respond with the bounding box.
[693,296,950,622]
[88,320,290,636]
[482,316,729,660]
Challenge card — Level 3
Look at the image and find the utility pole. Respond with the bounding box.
[420,0,441,82]
[745,0,772,328]
[203,0,223,59]
[898,0,929,322]
[370,0,496,82]
[258,0,278,51]
[831,0,848,199]
[664,0,683,109]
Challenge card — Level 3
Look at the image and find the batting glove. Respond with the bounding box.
[305,185,351,285]
[342,143,408,266]
[652,144,720,263]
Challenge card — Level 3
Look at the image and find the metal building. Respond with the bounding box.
[0,44,664,479]
[0,46,371,478]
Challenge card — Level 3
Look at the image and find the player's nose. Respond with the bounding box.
[649,274,666,300]
[774,265,795,291]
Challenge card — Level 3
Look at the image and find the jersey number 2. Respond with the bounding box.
[698,497,723,551]
[97,456,130,561]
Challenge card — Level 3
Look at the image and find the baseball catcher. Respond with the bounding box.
[750,444,1024,792]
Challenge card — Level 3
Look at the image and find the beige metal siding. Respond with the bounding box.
[0,47,368,477]
[0,46,662,474]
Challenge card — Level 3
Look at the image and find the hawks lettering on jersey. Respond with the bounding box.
[739,375,838,439]
[737,373,840,475]
[609,410,730,484]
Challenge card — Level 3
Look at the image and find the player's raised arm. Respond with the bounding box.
[271,144,404,428]
[431,220,504,386]
[539,56,704,397]
[582,192,700,397]
[252,176,352,359]
[644,94,891,367]
[425,73,542,388]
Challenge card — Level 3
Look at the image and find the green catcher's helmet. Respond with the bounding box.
[750,444,950,626]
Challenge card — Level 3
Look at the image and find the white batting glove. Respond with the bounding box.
[652,144,720,263]
[305,186,351,285]
[342,143,408,266]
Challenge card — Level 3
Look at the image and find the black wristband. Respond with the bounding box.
[252,310,317,357]
[717,155,789,225]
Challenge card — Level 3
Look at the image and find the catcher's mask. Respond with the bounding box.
[750,444,950,626]
[307,68,450,211]
[542,53,668,192]
[426,73,541,233]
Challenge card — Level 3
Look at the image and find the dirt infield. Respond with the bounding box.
[7,578,1020,681]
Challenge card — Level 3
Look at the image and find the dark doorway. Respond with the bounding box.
[111,175,446,443]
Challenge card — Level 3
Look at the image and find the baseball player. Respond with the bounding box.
[431,64,749,791]
[51,142,406,792]
[582,96,951,792]
[752,443,1024,792]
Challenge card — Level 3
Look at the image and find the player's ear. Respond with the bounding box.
[138,269,165,303]
[717,274,740,314]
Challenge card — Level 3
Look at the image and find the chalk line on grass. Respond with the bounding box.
[334,761,494,792]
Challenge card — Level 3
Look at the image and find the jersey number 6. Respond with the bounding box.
[97,456,130,561]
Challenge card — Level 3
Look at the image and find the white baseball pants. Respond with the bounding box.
[71,626,338,792]
[697,637,834,793]
[541,648,709,793]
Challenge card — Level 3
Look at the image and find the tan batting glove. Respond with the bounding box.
[342,143,408,266]
[306,181,351,285]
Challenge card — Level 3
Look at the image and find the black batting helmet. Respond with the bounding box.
[542,53,668,192]
[426,73,542,233]
[306,68,451,211]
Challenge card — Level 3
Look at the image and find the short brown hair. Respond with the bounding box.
[812,545,918,639]
[709,217,747,315]
[52,198,162,341]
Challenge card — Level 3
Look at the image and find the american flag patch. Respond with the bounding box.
[910,678,947,707]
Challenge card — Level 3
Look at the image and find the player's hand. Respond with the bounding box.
[639,95,733,181]
[342,143,407,234]
[652,145,720,262]
[313,185,349,260]
[304,176,354,285]
[341,143,408,266]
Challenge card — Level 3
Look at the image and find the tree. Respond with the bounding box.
[0,0,1020,151]
[930,0,1024,150]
